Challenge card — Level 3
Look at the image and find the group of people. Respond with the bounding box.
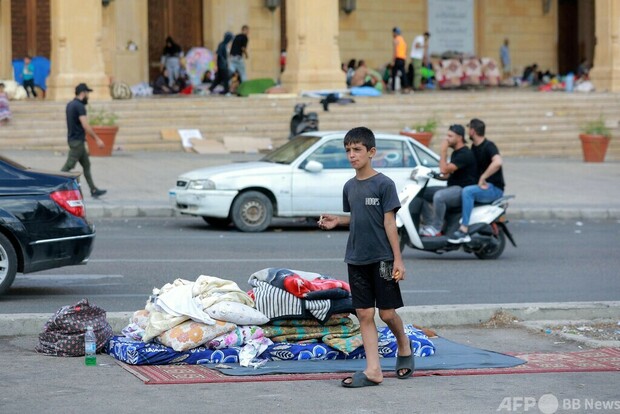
[317,122,504,387]
[154,26,250,96]
[419,119,505,244]
[344,59,383,88]
[207,25,250,95]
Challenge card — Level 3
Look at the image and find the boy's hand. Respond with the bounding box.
[392,260,405,282]
[318,214,338,230]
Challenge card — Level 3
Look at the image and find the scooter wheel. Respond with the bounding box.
[475,227,506,260]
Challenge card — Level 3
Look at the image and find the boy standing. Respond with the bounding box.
[22,56,37,98]
[319,127,414,388]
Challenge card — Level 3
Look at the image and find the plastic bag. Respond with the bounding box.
[35,299,113,357]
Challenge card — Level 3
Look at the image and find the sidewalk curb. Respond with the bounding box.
[3,301,618,337]
[83,205,620,220]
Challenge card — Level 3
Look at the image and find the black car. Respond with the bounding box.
[0,155,95,294]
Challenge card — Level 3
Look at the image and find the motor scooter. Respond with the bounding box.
[289,103,319,139]
[396,166,516,259]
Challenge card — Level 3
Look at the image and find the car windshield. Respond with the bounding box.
[261,136,321,164]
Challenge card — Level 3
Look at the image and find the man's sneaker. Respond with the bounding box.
[419,225,441,237]
[91,189,107,198]
[447,229,471,244]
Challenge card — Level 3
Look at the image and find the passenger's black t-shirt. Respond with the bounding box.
[66,98,86,142]
[472,139,505,190]
[230,34,248,57]
[447,146,477,187]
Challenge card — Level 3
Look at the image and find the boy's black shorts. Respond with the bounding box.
[347,261,404,310]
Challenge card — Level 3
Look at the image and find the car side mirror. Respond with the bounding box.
[304,160,323,173]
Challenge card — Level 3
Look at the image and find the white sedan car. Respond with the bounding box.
[169,131,440,232]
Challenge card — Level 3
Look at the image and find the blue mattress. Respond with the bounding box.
[106,324,435,365]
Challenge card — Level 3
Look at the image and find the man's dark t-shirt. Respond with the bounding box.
[66,98,86,142]
[343,173,400,265]
[447,146,477,187]
[230,34,248,57]
[472,139,505,190]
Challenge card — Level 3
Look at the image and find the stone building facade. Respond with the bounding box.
[0,0,618,100]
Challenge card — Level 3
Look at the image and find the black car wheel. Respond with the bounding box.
[231,191,273,232]
[201,216,232,228]
[0,233,18,295]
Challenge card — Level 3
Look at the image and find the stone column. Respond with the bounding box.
[590,0,620,92]
[108,0,149,86]
[0,0,12,80]
[47,0,110,101]
[280,0,346,94]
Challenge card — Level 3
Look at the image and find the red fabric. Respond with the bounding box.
[283,274,350,298]
[180,85,193,95]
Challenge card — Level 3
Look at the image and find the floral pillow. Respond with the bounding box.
[157,320,236,352]
[205,301,269,325]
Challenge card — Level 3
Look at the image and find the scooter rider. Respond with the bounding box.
[448,118,505,244]
[419,124,477,236]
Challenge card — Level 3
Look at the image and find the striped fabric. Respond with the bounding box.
[253,281,331,323]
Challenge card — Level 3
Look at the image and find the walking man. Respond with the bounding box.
[229,25,249,83]
[61,83,107,198]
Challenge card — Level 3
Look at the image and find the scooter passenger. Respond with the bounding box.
[448,118,506,244]
[419,124,477,237]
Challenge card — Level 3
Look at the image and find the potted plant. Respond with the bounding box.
[400,116,439,147]
[579,115,611,162]
[87,105,119,157]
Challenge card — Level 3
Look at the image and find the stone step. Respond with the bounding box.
[2,91,619,159]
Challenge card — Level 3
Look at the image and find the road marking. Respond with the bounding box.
[17,274,124,280]
[401,290,451,293]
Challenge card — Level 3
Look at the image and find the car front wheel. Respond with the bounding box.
[231,191,273,232]
[0,233,18,295]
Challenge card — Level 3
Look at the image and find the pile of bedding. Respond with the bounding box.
[105,268,436,366]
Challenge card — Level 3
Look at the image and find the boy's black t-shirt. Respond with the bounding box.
[343,172,400,265]
[230,34,248,57]
[66,98,86,142]
[472,139,505,190]
[447,146,477,187]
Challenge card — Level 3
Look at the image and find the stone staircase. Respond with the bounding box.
[1,89,619,159]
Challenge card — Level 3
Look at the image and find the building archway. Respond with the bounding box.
[557,0,595,75]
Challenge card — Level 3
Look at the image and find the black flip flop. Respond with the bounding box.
[341,371,381,388]
[395,341,415,379]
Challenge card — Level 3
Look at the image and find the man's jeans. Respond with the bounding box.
[461,183,504,226]
[421,186,463,231]
[229,55,247,82]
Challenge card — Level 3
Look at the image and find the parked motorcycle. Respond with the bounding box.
[396,166,516,259]
[289,103,319,139]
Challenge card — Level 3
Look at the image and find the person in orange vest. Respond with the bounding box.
[392,27,410,93]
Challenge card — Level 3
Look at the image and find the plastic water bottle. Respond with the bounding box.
[565,72,574,92]
[84,325,97,366]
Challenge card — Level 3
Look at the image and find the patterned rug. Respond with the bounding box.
[117,347,620,385]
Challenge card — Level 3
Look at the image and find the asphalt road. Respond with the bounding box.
[2,217,619,314]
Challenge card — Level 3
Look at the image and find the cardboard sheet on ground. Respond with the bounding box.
[223,136,273,153]
[214,338,525,376]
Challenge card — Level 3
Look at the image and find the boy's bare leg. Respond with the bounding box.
[356,307,383,383]
[379,309,413,375]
